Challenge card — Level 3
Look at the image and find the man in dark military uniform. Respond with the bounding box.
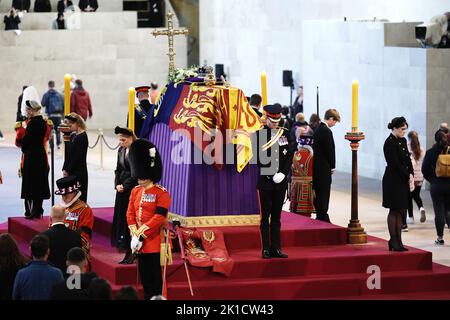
[128,86,154,138]
[256,104,294,259]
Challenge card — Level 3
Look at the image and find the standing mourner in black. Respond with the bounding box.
[33,0,51,12]
[382,117,413,252]
[111,126,138,264]
[62,113,89,202]
[256,104,294,259]
[12,0,31,11]
[422,129,450,245]
[312,109,340,223]
[21,100,51,219]
[41,205,82,274]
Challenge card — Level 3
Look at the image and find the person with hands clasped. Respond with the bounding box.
[126,139,171,300]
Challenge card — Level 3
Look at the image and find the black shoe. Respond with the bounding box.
[270,249,288,258]
[262,250,271,259]
[435,239,445,246]
[119,250,135,264]
[388,240,408,252]
[25,215,34,220]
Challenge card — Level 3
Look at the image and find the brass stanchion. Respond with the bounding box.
[99,128,104,170]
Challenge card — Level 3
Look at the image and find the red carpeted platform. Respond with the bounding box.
[5,207,450,300]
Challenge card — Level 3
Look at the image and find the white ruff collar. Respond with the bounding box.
[61,191,82,208]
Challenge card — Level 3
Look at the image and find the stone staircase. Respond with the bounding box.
[0,2,187,131]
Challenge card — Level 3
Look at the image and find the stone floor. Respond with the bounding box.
[1,130,449,266]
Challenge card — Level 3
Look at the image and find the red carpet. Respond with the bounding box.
[5,207,450,300]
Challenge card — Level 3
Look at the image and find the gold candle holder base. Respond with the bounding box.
[345,131,368,244]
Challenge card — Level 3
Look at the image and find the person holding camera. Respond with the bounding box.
[4,8,21,31]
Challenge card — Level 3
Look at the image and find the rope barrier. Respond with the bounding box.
[88,132,119,150]
[88,134,101,149]
[101,135,120,151]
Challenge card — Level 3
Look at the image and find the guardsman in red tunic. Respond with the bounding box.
[55,175,94,267]
[127,139,171,300]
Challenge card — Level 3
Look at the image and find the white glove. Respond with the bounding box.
[272,172,286,184]
[130,236,143,253]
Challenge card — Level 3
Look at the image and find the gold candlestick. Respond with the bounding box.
[345,131,367,244]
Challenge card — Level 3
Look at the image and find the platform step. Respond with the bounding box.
[166,264,450,300]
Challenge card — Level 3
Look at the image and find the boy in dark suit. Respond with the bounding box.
[42,205,82,274]
[312,109,341,223]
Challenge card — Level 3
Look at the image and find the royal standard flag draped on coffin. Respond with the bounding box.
[152,82,262,172]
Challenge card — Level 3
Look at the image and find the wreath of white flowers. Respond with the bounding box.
[167,65,199,83]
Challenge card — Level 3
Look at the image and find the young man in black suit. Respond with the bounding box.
[42,205,82,274]
[312,109,341,223]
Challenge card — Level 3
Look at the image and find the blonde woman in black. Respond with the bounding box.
[62,113,89,202]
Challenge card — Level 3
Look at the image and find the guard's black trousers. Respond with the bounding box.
[258,188,286,251]
[138,252,162,300]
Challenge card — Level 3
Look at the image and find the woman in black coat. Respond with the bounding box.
[63,113,89,202]
[111,127,137,264]
[422,129,450,245]
[382,117,413,251]
[21,100,51,219]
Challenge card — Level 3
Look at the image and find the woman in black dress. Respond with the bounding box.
[111,127,137,264]
[63,113,89,202]
[21,100,51,219]
[382,117,413,251]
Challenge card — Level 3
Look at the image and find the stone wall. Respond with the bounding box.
[302,20,450,179]
[426,50,450,148]
[0,27,187,130]
[199,0,450,106]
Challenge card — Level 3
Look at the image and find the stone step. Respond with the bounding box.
[0,0,123,13]
[9,12,137,31]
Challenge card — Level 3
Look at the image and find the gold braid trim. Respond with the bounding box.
[129,224,137,237]
[136,224,149,239]
[262,128,284,152]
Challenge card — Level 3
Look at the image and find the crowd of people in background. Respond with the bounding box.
[3,0,99,31]
[0,232,140,300]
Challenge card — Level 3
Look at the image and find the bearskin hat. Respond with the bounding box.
[128,138,163,182]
